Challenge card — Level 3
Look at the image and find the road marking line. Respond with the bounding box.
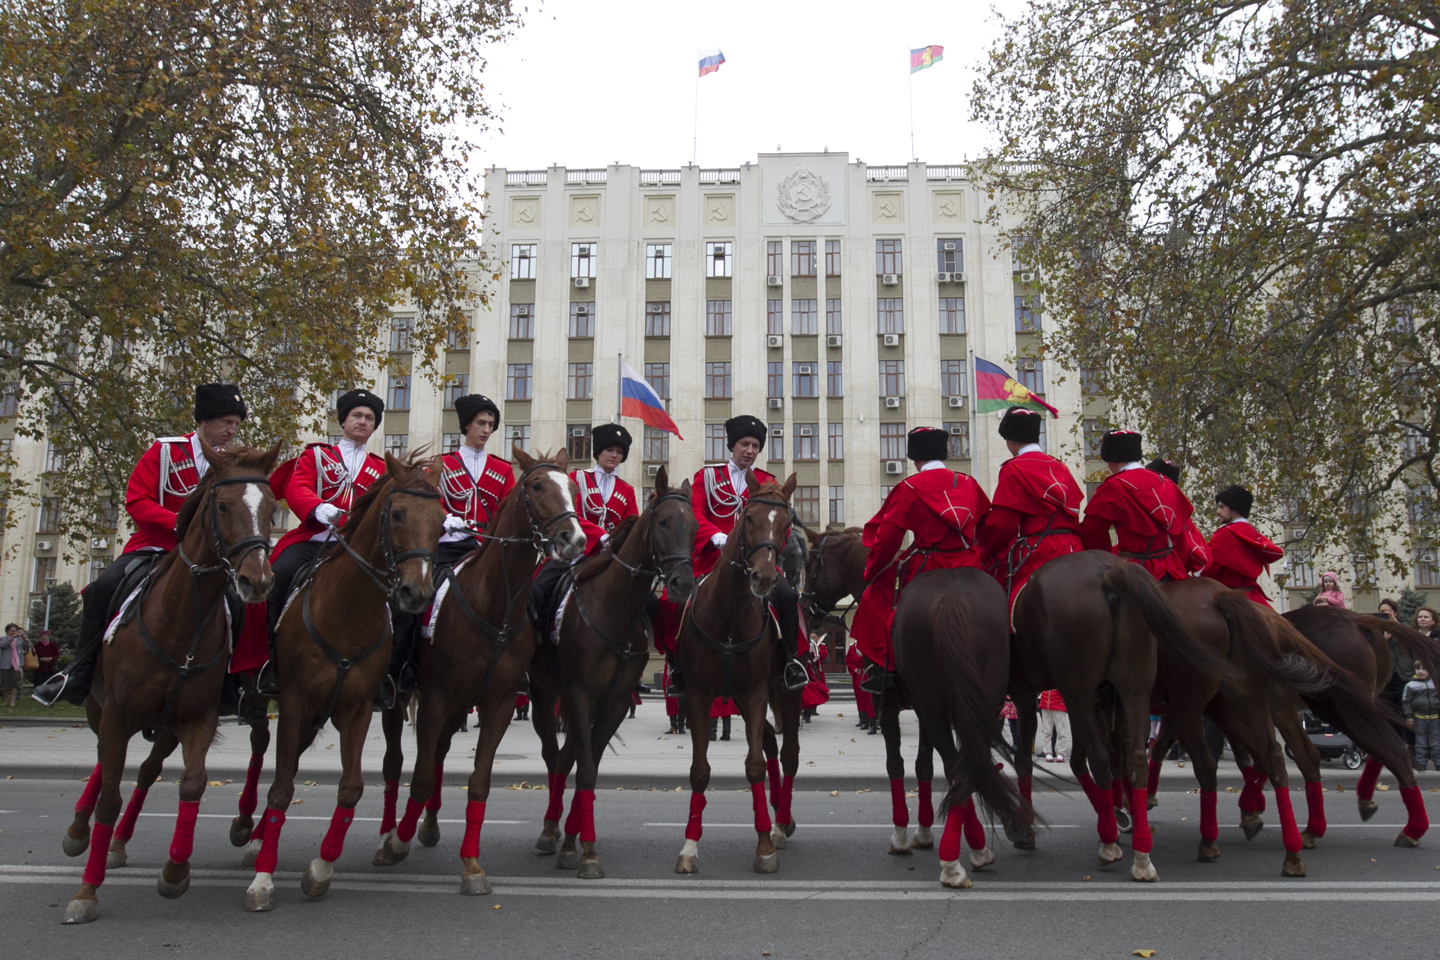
[133,813,529,825]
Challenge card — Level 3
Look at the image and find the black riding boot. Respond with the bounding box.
[32,615,106,706]
[721,717,731,741]
[709,718,718,741]
[868,716,879,735]
[772,577,807,691]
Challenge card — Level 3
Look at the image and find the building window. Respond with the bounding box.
[569,302,595,338]
[504,424,531,454]
[939,297,965,334]
[826,299,843,335]
[792,299,818,335]
[944,422,971,459]
[705,424,727,462]
[96,497,119,532]
[443,374,470,409]
[387,375,411,411]
[389,314,414,352]
[1417,547,1440,588]
[447,324,471,350]
[646,243,673,279]
[506,363,533,400]
[1287,550,1316,589]
[793,362,818,398]
[877,298,905,334]
[705,300,732,336]
[768,422,784,461]
[828,486,845,525]
[644,362,671,400]
[793,485,821,526]
[827,423,844,460]
[0,382,18,417]
[767,362,784,399]
[825,239,842,276]
[645,301,671,337]
[385,433,409,459]
[876,239,903,275]
[766,241,783,277]
[643,426,670,462]
[1352,554,1378,590]
[1080,365,1106,395]
[32,556,57,593]
[45,441,64,473]
[881,485,895,502]
[1015,295,1042,332]
[937,238,963,273]
[767,299,784,336]
[792,240,816,277]
[879,423,906,461]
[794,424,819,461]
[827,361,843,398]
[509,303,534,339]
[1037,418,1048,453]
[705,362,732,398]
[1017,358,1045,396]
[567,425,592,462]
[328,434,344,447]
[89,558,110,585]
[442,433,462,454]
[1393,301,1416,334]
[38,496,62,534]
[940,360,967,398]
[1083,419,1111,459]
[879,360,906,397]
[567,362,594,400]
[571,242,597,279]
[510,243,537,280]
[706,241,733,278]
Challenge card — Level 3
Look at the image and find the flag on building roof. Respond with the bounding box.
[910,45,943,73]
[620,358,683,438]
[974,357,1059,418]
[698,48,726,78]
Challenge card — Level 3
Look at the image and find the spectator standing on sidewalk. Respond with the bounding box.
[1037,689,1070,762]
[1403,662,1440,771]
[0,624,31,707]
[31,630,59,688]
[1001,697,1019,751]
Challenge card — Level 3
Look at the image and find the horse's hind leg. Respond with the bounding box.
[377,703,405,844]
[418,716,462,849]
[1009,695,1039,848]
[64,710,129,924]
[920,703,972,889]
[879,690,912,855]
[381,690,447,866]
[771,688,801,847]
[1272,698,1326,848]
[1147,718,1177,811]
[108,729,178,868]
[1065,704,1123,867]
[303,703,370,900]
[911,732,936,851]
[1167,708,1220,861]
[231,716,270,848]
[568,689,633,879]
[675,689,713,874]
[531,683,565,855]
[1118,690,1158,882]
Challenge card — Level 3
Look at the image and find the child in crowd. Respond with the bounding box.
[1403,662,1439,771]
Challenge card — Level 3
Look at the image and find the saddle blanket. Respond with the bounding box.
[103,581,233,647]
[423,555,473,638]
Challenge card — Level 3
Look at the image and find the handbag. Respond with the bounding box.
[23,647,38,671]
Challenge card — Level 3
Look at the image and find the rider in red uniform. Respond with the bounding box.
[1145,458,1212,576]
[436,394,516,567]
[1203,484,1284,606]
[853,427,990,692]
[570,423,638,533]
[1078,430,1196,581]
[34,384,248,706]
[978,408,1084,613]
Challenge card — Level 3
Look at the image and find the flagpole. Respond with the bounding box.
[692,66,700,166]
[968,345,977,471]
[616,351,623,424]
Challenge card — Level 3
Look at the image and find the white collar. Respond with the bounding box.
[727,459,751,485]
[917,460,947,472]
[1016,443,1043,456]
[190,434,211,480]
[592,463,616,479]
[459,444,489,478]
[1118,461,1145,473]
[1224,517,1250,527]
[335,438,367,479]
[590,464,616,497]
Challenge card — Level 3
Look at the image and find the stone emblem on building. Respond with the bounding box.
[776,169,832,223]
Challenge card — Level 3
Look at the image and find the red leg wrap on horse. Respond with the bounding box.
[1078,773,1119,844]
[1147,758,1162,796]
[1129,789,1153,854]
[238,754,264,819]
[82,822,113,887]
[380,780,399,835]
[1274,786,1302,853]
[75,763,103,814]
[918,783,935,829]
[889,778,909,828]
[1200,789,1218,842]
[778,776,794,826]
[684,792,707,842]
[545,773,567,823]
[766,757,781,810]
[319,805,355,863]
[751,782,772,835]
[1238,766,1267,812]
[395,798,425,844]
[1111,779,1127,812]
[1400,785,1429,840]
[1018,775,1033,806]
[460,801,486,859]
[575,789,597,843]
[114,787,149,843]
[168,800,201,864]
[1357,757,1384,801]
[1077,772,1100,805]
[1303,781,1327,838]
[937,804,964,862]
[250,808,269,844]
[253,808,287,874]
[563,791,582,837]
[426,763,444,813]
[962,799,986,851]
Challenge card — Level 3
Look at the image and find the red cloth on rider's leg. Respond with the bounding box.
[889,778,909,828]
[685,792,707,842]
[460,800,486,858]
[229,604,270,673]
[115,786,148,843]
[169,799,201,864]
[319,805,355,863]
[1400,784,1429,841]
[1303,780,1327,838]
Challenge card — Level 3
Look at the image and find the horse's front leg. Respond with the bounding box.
[63,709,129,924]
[458,685,518,896]
[302,699,372,899]
[676,685,713,874]
[771,686,802,848]
[158,710,220,900]
[530,681,566,855]
[230,716,270,848]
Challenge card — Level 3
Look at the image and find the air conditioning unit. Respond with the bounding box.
[575,303,589,314]
[942,242,958,252]
[1290,528,1307,541]
[947,396,965,408]
[770,426,784,437]
[36,540,53,551]
[797,364,813,375]
[949,425,966,436]
[767,335,783,348]
[508,427,525,439]
[884,461,905,475]
[882,333,901,347]
[884,396,901,409]
[952,271,966,283]
[574,277,591,288]
[515,305,529,315]
[91,537,109,549]
[1423,552,1437,564]
[936,272,954,283]
[645,464,661,477]
[881,273,899,286]
[826,335,842,348]
[767,276,783,288]
[798,426,814,437]
[569,427,586,437]
[1019,272,1035,283]
[768,397,784,409]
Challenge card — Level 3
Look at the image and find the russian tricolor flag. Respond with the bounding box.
[698,48,726,78]
[620,359,683,439]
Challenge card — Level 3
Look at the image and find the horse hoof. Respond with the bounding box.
[1395,831,1422,848]
[1301,830,1319,850]
[556,846,580,870]
[62,832,89,858]
[911,826,935,851]
[675,854,699,874]
[1197,841,1220,862]
[372,830,410,867]
[535,833,558,855]
[753,852,778,874]
[1147,794,1159,811]
[939,860,972,889]
[1013,831,1037,850]
[769,824,787,849]
[1240,813,1265,841]
[888,827,913,856]
[244,887,275,912]
[1130,852,1158,883]
[1115,807,1133,834]
[1098,842,1124,866]
[300,861,333,899]
[106,842,127,870]
[63,897,98,924]
[1282,852,1307,876]
[157,862,190,900]
[229,818,254,848]
[417,824,441,848]
[1358,798,1379,822]
[969,846,995,871]
[1002,820,1025,844]
[783,820,796,839]
[460,870,492,896]
[577,858,605,880]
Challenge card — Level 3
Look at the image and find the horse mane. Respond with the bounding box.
[573,514,641,585]
[334,452,438,542]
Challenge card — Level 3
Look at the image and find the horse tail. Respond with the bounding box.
[1211,591,1333,695]
[932,592,1032,835]
[1357,616,1440,689]
[1102,563,1241,685]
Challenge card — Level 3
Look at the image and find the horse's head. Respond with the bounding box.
[513,445,585,561]
[376,453,446,614]
[801,526,851,622]
[648,467,698,603]
[194,440,281,603]
[734,471,797,599]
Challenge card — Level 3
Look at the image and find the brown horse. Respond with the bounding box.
[673,472,796,874]
[242,454,445,912]
[530,467,698,877]
[892,567,1031,887]
[61,443,280,924]
[373,447,584,897]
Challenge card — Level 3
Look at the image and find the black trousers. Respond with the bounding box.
[81,550,159,629]
[267,540,325,633]
[772,575,799,659]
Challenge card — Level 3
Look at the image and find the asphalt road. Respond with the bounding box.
[1,776,1436,959]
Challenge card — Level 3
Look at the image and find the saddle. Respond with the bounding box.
[107,552,163,627]
[529,561,574,646]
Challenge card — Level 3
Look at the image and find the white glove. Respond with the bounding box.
[314,503,343,526]
[711,533,728,548]
[443,515,471,534]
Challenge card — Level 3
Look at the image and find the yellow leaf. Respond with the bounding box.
[1133,951,1156,958]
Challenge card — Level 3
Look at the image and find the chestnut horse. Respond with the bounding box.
[61,443,279,924]
[531,467,698,877]
[242,454,445,912]
[373,448,584,897]
[674,472,796,875]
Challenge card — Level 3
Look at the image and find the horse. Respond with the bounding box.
[893,568,1031,887]
[60,442,280,924]
[372,447,585,898]
[674,471,797,874]
[241,454,444,912]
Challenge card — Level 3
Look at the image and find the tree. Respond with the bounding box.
[972,0,1440,571]
[28,582,82,651]
[1398,587,1430,627]
[0,0,519,553]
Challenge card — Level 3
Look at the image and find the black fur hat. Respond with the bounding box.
[1145,458,1180,484]
[193,383,246,423]
[336,388,384,427]
[591,423,633,462]
[998,407,1042,445]
[454,394,500,432]
[1099,429,1143,464]
[1216,484,1254,519]
[906,426,950,463]
[725,415,767,450]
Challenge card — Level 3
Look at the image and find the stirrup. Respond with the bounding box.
[782,659,809,692]
[859,665,886,695]
[255,660,280,698]
[668,670,686,697]
[31,671,69,707]
[372,675,398,712]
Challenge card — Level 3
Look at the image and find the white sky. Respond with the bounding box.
[467,0,1018,172]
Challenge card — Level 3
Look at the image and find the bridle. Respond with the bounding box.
[502,461,581,557]
[176,475,274,589]
[727,495,793,581]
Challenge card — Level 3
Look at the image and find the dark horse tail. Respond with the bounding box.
[1213,591,1334,695]
[932,593,1033,836]
[1102,563,1241,685]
